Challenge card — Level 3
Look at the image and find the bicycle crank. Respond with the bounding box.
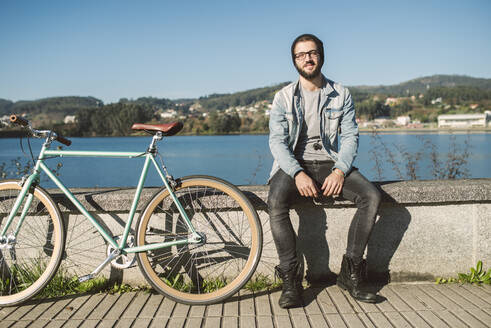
[107,235,136,269]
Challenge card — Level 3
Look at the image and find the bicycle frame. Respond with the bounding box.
[2,137,202,257]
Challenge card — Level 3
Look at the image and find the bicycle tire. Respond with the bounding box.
[0,180,65,306]
[135,175,262,305]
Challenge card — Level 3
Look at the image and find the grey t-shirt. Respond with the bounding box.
[294,85,332,161]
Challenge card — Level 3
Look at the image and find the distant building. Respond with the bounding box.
[64,115,76,124]
[396,116,411,126]
[438,111,490,128]
[160,110,177,118]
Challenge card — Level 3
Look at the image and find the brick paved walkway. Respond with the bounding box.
[1,283,490,327]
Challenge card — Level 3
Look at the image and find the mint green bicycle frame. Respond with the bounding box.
[2,140,201,256]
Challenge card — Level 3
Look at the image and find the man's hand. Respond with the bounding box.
[295,171,319,197]
[321,169,345,196]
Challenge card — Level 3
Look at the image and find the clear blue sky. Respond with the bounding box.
[1,0,490,104]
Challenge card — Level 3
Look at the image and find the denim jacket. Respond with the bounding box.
[268,76,359,181]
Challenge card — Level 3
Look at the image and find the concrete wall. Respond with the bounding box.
[48,178,491,285]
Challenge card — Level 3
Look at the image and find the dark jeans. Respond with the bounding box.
[267,160,382,271]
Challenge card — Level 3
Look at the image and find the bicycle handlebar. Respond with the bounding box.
[10,114,72,146]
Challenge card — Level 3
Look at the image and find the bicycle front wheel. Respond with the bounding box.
[135,175,262,305]
[0,180,65,306]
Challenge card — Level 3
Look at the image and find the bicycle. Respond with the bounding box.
[0,114,262,306]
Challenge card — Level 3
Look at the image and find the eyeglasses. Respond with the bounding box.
[294,50,320,61]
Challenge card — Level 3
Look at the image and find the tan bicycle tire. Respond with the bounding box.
[0,180,65,306]
[135,175,262,305]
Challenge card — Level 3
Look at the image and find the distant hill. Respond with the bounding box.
[1,75,490,120]
[197,82,290,111]
[0,96,102,117]
[352,75,491,96]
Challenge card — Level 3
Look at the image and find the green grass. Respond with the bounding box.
[436,260,491,285]
[244,274,282,292]
[0,260,149,299]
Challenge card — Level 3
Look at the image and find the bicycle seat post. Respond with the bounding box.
[148,131,163,153]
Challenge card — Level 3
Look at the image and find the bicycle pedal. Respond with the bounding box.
[78,274,94,283]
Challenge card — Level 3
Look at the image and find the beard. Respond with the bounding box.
[295,60,322,80]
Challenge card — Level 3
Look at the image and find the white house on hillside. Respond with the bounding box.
[437,111,490,128]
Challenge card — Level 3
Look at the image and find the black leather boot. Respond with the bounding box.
[337,255,377,303]
[275,262,303,308]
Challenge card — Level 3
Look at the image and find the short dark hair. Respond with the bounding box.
[291,33,324,66]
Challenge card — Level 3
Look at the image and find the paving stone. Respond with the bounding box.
[62,319,84,328]
[138,293,162,318]
[121,292,150,318]
[416,310,451,328]
[447,284,491,308]
[431,284,479,310]
[383,311,412,328]
[409,285,446,311]
[38,297,74,320]
[419,285,462,311]
[154,297,176,318]
[166,316,187,328]
[104,292,135,320]
[79,319,99,328]
[172,302,190,318]
[203,316,221,328]
[8,320,31,328]
[149,317,169,328]
[465,308,491,326]
[44,319,66,328]
[325,286,355,314]
[205,302,222,317]
[131,318,152,327]
[0,306,18,320]
[53,294,91,320]
[378,286,412,312]
[256,315,274,328]
[366,312,394,327]
[342,313,370,328]
[222,316,239,327]
[269,290,289,316]
[240,290,255,316]
[306,313,328,328]
[355,312,376,328]
[187,305,206,318]
[316,288,338,314]
[223,295,238,316]
[389,285,431,311]
[87,293,119,319]
[3,303,37,321]
[19,300,53,321]
[461,285,491,307]
[115,318,134,328]
[71,294,106,320]
[254,291,272,316]
[325,313,348,327]
[434,310,468,328]
[240,315,256,328]
[290,313,310,328]
[399,311,431,328]
[184,317,203,328]
[452,309,490,328]
[25,319,50,328]
[97,320,118,328]
[302,287,323,315]
[273,315,293,328]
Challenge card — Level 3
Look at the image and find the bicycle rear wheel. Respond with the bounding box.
[0,180,65,306]
[135,175,262,305]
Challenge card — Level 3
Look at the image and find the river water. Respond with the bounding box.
[0,133,489,188]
